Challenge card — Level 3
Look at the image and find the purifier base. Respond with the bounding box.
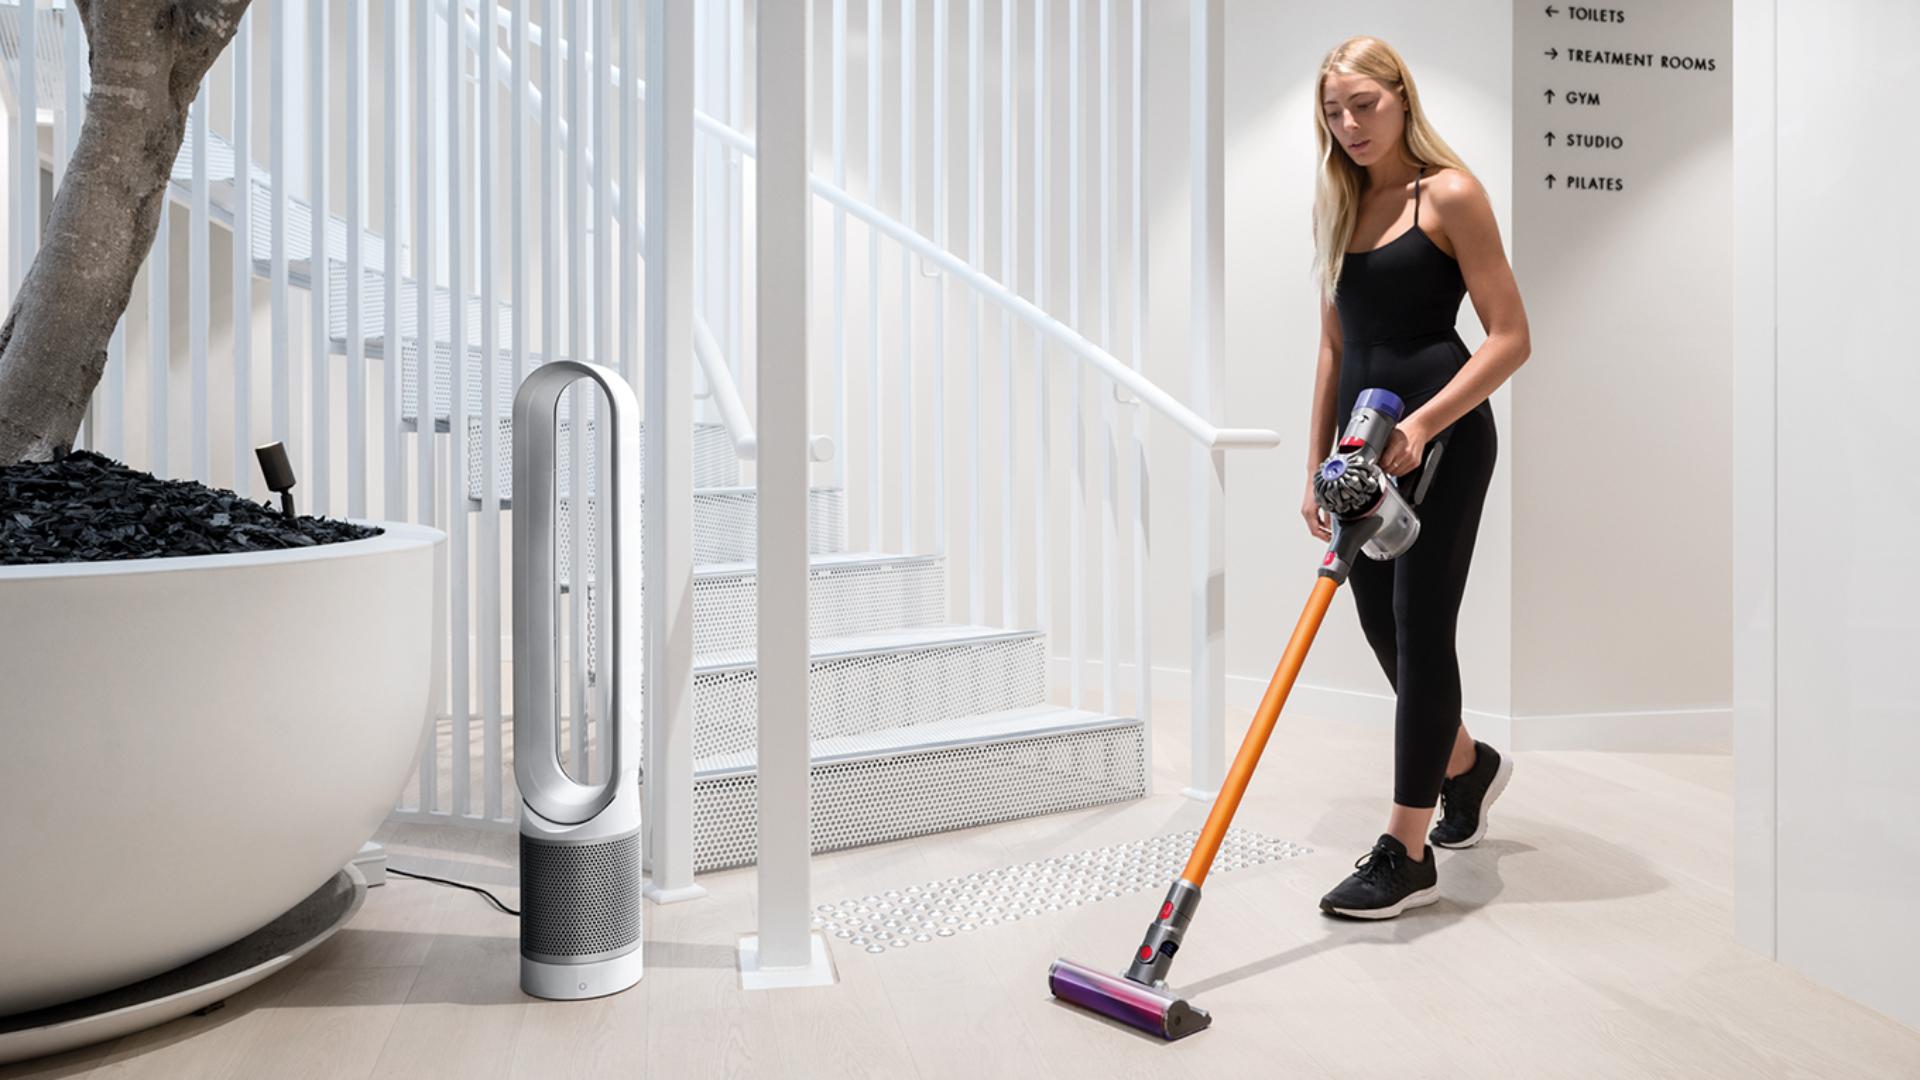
[521,949,643,1001]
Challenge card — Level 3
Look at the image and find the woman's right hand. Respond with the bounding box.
[1301,476,1332,542]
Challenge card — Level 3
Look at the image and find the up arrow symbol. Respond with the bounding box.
[1546,174,1559,189]
[1544,88,1556,104]
[1545,131,1557,146]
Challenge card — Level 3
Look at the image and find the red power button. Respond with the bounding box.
[1138,945,1154,963]
[1159,901,1174,920]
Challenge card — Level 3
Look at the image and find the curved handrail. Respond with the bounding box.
[810,180,1279,451]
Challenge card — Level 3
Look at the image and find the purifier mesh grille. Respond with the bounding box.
[683,634,1048,765]
[519,832,641,960]
[682,722,1146,872]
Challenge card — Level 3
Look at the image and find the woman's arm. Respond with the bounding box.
[1402,170,1531,447]
[1309,295,1343,470]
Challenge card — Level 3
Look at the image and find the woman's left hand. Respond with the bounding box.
[1379,418,1431,477]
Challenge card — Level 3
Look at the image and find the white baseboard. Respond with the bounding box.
[1048,656,1728,754]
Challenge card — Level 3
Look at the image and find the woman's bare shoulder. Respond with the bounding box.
[1426,167,1490,210]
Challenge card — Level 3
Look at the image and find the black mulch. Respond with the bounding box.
[0,451,381,566]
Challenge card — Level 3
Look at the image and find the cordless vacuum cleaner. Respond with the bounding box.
[513,361,646,1000]
[1047,387,1444,1039]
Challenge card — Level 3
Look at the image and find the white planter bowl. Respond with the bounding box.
[0,522,444,1016]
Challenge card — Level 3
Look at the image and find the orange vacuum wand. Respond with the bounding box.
[1049,387,1431,1040]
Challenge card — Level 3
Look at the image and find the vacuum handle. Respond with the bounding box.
[1409,435,1446,507]
[512,361,642,826]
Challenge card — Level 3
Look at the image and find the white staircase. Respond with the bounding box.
[1,4,1148,872]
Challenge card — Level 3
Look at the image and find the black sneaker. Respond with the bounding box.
[1429,740,1513,850]
[1318,834,1439,920]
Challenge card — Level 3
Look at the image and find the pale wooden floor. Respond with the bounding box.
[11,699,1920,1080]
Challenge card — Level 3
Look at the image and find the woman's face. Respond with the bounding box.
[1321,72,1404,166]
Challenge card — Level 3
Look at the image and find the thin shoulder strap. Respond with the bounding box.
[1413,167,1424,225]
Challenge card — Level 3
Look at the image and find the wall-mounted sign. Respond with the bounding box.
[1523,4,1728,197]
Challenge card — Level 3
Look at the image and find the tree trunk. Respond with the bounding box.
[0,0,253,465]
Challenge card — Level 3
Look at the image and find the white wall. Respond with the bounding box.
[1734,0,1920,1034]
[1511,0,1734,748]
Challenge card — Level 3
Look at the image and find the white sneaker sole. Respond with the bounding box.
[1433,753,1514,850]
[1324,884,1440,920]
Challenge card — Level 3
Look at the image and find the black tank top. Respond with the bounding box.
[1333,168,1490,428]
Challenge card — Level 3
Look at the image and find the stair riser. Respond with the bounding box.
[669,723,1147,873]
[686,634,1048,764]
[688,558,947,657]
[556,489,847,582]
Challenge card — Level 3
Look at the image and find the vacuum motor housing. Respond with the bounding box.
[512,361,646,1000]
[1313,388,1439,583]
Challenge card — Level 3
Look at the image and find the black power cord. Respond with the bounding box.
[386,867,521,917]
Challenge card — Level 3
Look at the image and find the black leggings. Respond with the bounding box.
[1346,402,1497,810]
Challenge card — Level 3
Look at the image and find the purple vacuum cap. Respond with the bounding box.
[1356,388,1404,421]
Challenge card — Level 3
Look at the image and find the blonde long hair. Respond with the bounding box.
[1312,37,1474,305]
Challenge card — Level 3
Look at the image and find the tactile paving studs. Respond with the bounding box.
[820,827,1308,954]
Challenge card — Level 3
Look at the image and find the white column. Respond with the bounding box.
[742,0,833,988]
[1185,0,1226,800]
[1730,0,1776,961]
[642,0,706,906]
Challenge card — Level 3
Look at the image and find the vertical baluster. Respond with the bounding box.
[727,0,744,430]
[1100,0,1118,713]
[1032,0,1051,667]
[384,0,403,519]
[929,0,945,562]
[831,0,847,491]
[15,0,35,295]
[347,0,367,515]
[272,0,290,460]
[190,80,210,483]
[619,0,637,388]
[447,0,471,816]
[481,0,505,818]
[149,200,170,475]
[1000,0,1016,627]
[899,0,916,553]
[1068,0,1084,709]
[966,0,983,624]
[412,0,438,815]
[232,16,254,497]
[865,0,880,553]
[1131,0,1153,753]
[309,0,329,514]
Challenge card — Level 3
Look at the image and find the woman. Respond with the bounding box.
[1304,37,1530,919]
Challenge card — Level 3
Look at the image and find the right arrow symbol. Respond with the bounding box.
[1546,174,1559,189]
[1545,48,1560,60]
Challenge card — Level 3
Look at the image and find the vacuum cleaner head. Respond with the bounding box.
[1047,959,1211,1040]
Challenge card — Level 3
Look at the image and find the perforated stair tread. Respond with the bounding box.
[695,624,1042,674]
[692,551,943,577]
[692,705,1135,777]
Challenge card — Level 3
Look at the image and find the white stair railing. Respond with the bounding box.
[2,0,1262,845]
